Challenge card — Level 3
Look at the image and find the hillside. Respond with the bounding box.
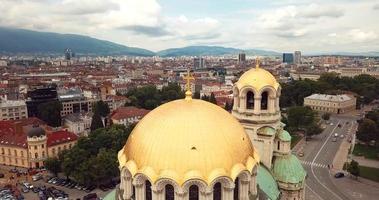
[0,27,155,56]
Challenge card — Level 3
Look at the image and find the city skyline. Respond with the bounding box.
[0,0,379,53]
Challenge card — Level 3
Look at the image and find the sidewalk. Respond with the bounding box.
[332,137,351,170]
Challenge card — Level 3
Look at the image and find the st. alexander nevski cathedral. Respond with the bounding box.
[104,63,306,200]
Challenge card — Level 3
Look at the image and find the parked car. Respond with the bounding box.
[22,182,33,189]
[340,134,344,138]
[21,187,29,193]
[334,172,345,178]
[84,185,96,193]
[83,193,97,200]
[32,174,43,181]
[334,133,338,137]
[332,138,337,142]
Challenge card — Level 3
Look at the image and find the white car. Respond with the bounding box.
[330,123,334,126]
[22,182,33,189]
[334,133,338,137]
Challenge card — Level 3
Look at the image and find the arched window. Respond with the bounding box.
[132,186,135,199]
[213,182,222,200]
[189,185,199,200]
[246,91,255,109]
[233,178,239,200]
[165,184,175,200]
[261,91,268,110]
[145,180,152,200]
[277,141,280,150]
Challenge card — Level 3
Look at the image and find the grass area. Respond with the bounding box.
[353,144,379,160]
[359,166,379,182]
[291,134,303,149]
[343,162,379,182]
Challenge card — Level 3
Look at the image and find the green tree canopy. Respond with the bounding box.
[93,100,110,117]
[37,101,62,127]
[44,157,61,176]
[90,112,104,131]
[357,118,378,143]
[287,106,317,129]
[347,160,360,178]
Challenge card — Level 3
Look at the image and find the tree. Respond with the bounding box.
[90,112,104,131]
[193,91,201,99]
[306,123,323,137]
[347,160,360,179]
[209,92,217,105]
[37,101,62,127]
[93,100,110,117]
[44,157,61,176]
[357,118,378,143]
[322,113,331,121]
[287,106,316,129]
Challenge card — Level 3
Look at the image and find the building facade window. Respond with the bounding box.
[189,185,199,200]
[165,184,175,200]
[213,182,222,200]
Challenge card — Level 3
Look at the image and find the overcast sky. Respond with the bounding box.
[0,0,379,53]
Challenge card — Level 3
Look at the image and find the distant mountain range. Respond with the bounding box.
[0,27,155,56]
[0,27,378,57]
[157,46,280,57]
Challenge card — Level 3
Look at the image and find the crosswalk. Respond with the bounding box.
[301,160,328,169]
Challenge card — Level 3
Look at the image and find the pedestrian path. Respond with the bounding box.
[301,160,328,169]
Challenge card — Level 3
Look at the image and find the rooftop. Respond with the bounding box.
[305,94,353,102]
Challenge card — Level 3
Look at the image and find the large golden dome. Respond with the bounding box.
[236,67,280,91]
[118,99,259,185]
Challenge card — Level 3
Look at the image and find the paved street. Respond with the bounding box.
[295,115,379,200]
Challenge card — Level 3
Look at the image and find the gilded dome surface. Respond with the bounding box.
[236,67,280,91]
[118,99,259,185]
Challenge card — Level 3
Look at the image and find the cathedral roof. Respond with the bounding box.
[235,67,280,92]
[257,165,280,200]
[118,98,259,185]
[272,154,306,184]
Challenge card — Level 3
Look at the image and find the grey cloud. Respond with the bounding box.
[183,33,221,41]
[120,25,171,37]
[374,4,379,10]
[298,6,344,18]
[56,1,120,15]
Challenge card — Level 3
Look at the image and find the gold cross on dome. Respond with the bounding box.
[256,57,260,69]
[183,69,195,92]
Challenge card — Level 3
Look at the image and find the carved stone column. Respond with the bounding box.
[151,185,163,200]
[222,183,234,200]
[249,172,257,198]
[239,180,249,200]
[233,93,239,110]
[175,190,187,200]
[269,96,276,113]
[203,187,213,200]
[133,179,145,200]
[240,96,246,111]
[254,98,261,114]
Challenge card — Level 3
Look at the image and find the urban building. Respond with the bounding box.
[0,118,77,168]
[294,51,301,64]
[58,89,95,117]
[0,98,28,121]
[238,53,246,64]
[64,112,92,136]
[110,107,150,127]
[65,48,74,60]
[282,53,294,64]
[304,94,356,114]
[26,86,58,117]
[193,57,206,69]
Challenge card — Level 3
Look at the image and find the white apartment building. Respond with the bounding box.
[0,98,28,121]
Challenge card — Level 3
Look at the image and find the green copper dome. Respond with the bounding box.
[277,130,291,142]
[103,190,116,200]
[257,165,280,200]
[272,154,306,184]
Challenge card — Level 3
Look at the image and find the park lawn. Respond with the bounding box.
[359,166,379,182]
[353,144,379,160]
[291,134,302,149]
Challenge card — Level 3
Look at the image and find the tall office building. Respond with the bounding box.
[282,53,294,64]
[193,57,206,69]
[238,53,246,64]
[294,51,301,64]
[65,48,74,60]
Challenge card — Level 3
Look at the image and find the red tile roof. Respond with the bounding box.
[111,106,150,121]
[47,130,78,147]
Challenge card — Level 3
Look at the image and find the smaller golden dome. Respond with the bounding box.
[236,67,280,92]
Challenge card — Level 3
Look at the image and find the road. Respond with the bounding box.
[297,115,361,200]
